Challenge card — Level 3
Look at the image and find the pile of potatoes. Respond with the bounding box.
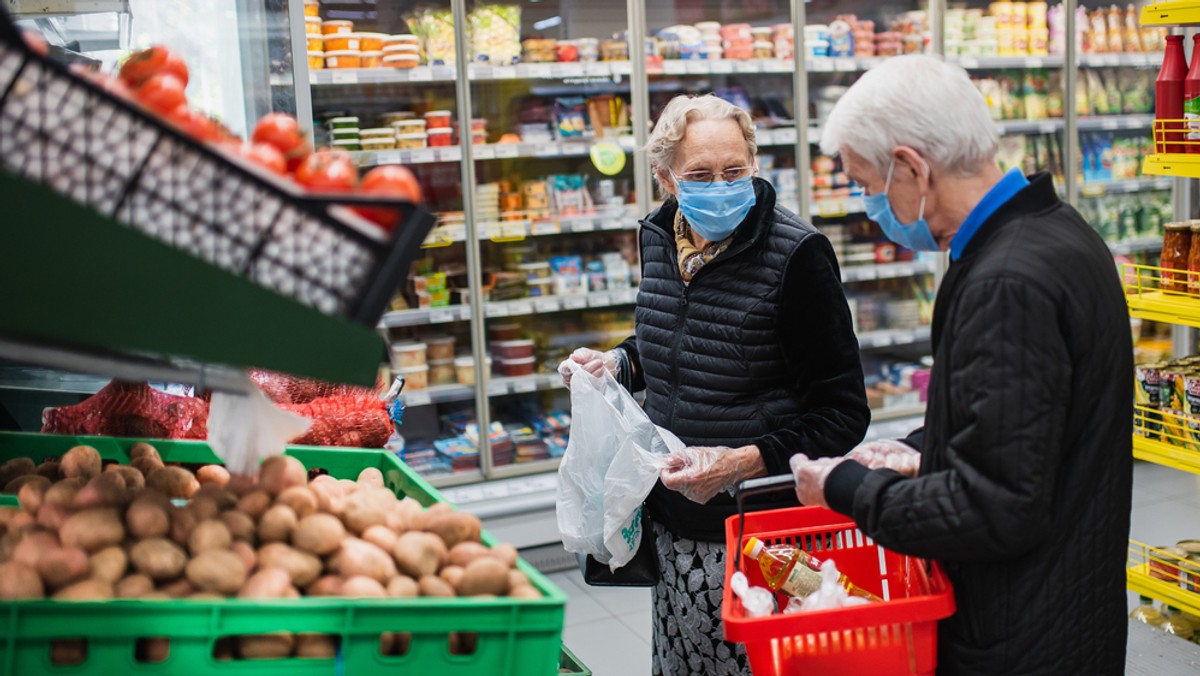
[0,444,540,660]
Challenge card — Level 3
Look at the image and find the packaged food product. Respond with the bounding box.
[325,33,361,51]
[495,356,535,377]
[392,119,427,134]
[1149,545,1188,581]
[556,41,579,62]
[357,32,387,52]
[328,116,360,130]
[383,44,421,56]
[307,35,324,51]
[384,54,420,69]
[308,50,325,70]
[397,365,430,391]
[488,322,522,341]
[361,51,384,68]
[491,339,534,360]
[425,335,456,361]
[322,20,355,36]
[455,356,478,385]
[305,16,322,35]
[358,128,392,140]
[391,342,428,369]
[361,137,394,151]
[424,110,452,128]
[304,0,320,17]
[601,39,628,61]
[395,133,427,149]
[428,359,455,385]
[331,127,360,141]
[576,38,599,62]
[469,4,521,65]
[428,128,453,147]
[385,34,421,48]
[1162,222,1192,293]
[325,50,363,69]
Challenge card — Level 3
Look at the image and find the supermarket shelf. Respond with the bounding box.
[949,53,1158,70]
[1133,405,1200,476]
[425,469,485,489]
[1126,540,1200,618]
[473,137,635,161]
[841,260,936,283]
[813,196,866,218]
[1123,263,1200,328]
[858,326,932,350]
[1133,435,1200,476]
[422,212,638,247]
[0,366,112,395]
[351,147,462,166]
[380,288,639,328]
[1081,177,1174,198]
[1143,153,1200,180]
[1110,236,1165,256]
[651,58,794,76]
[1140,1,1200,27]
[397,382,474,408]
[485,373,565,398]
[310,65,457,85]
[310,62,630,86]
[755,127,800,147]
[995,114,1154,136]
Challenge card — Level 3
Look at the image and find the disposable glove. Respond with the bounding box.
[845,439,921,477]
[558,348,620,387]
[660,446,765,504]
[789,454,847,509]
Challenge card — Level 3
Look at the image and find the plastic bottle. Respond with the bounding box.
[742,536,882,601]
[1130,596,1166,627]
[1159,35,1188,153]
[1185,35,1200,153]
[1161,606,1197,641]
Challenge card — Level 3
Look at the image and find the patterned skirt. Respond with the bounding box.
[651,520,750,676]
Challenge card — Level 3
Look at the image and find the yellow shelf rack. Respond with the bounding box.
[1141,1,1200,26]
[1127,540,1200,616]
[1122,264,1200,329]
[1133,405,1200,476]
[1143,153,1200,180]
[1140,120,1200,179]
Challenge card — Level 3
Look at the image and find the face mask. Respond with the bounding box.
[863,159,940,251]
[671,173,757,242]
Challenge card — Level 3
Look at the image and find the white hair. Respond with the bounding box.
[645,94,757,172]
[819,55,998,176]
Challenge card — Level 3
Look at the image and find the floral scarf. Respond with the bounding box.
[674,208,733,284]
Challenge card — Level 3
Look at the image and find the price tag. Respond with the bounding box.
[534,298,560,313]
[1081,183,1107,197]
[502,222,527,239]
[1103,54,1120,67]
[564,296,589,310]
[1038,122,1058,134]
[835,58,858,72]
[496,145,520,159]
[482,484,509,499]
[430,308,457,324]
[453,486,486,503]
[711,60,734,73]
[571,219,597,233]
[529,64,553,79]
[1101,119,1120,130]
[588,292,613,308]
[474,146,496,160]
[775,128,797,145]
[487,381,509,396]
[331,70,358,85]
[535,144,561,157]
[486,304,510,318]
[959,56,980,69]
[817,201,848,218]
[664,60,686,74]
[469,65,490,79]
[686,60,709,74]
[422,229,454,248]
[809,57,833,72]
[532,220,561,236]
[435,147,461,162]
[404,391,432,407]
[408,68,433,82]
[512,379,538,394]
[619,288,638,304]
[601,218,625,230]
[376,151,401,166]
[409,149,436,164]
[1025,57,1044,68]
[612,62,631,75]
[585,63,608,77]
[509,301,534,316]
[561,64,586,78]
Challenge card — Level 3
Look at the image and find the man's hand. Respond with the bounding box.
[660,446,767,504]
[846,439,921,477]
[789,454,847,508]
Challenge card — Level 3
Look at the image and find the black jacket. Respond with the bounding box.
[619,178,869,542]
[825,173,1133,675]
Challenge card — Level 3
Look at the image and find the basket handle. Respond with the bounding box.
[733,474,796,573]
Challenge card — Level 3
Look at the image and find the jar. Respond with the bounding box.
[391,342,427,369]
[427,128,452,147]
[426,335,456,361]
[308,50,325,70]
[1189,224,1200,295]
[428,359,455,385]
[384,54,420,69]
[424,110,452,129]
[395,133,427,149]
[361,51,384,68]
[321,20,355,35]
[304,0,320,17]
[325,50,362,69]
[455,356,477,385]
[1149,545,1189,581]
[307,35,324,51]
[1162,222,1192,293]
[328,116,359,131]
[397,365,429,391]
[324,33,361,51]
[496,356,536,377]
[305,16,322,35]
[488,322,522,341]
[491,339,534,360]
[358,32,387,52]
[517,261,551,282]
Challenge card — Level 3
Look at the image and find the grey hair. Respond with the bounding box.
[820,55,999,177]
[645,94,757,173]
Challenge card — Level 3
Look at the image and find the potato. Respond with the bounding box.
[424,510,481,548]
[331,538,396,583]
[169,506,198,547]
[387,575,419,598]
[392,531,446,579]
[276,486,318,519]
[186,494,221,522]
[12,529,59,568]
[61,446,102,481]
[337,479,359,494]
[105,465,144,490]
[129,538,187,581]
[258,543,321,587]
[114,574,155,598]
[427,502,453,516]
[140,592,172,600]
[34,546,88,589]
[417,574,455,598]
[73,472,129,509]
[8,510,34,532]
[447,541,490,568]
[36,502,71,531]
[196,484,238,511]
[231,541,257,576]
[4,474,50,495]
[308,476,345,515]
[238,567,292,599]
[489,543,519,568]
[44,479,83,508]
[61,508,124,552]
[237,491,273,520]
[509,584,541,599]
[36,460,62,482]
[132,456,164,477]
[89,546,128,585]
[129,442,161,462]
[449,632,478,656]
[188,519,232,556]
[50,639,87,666]
[362,525,398,554]
[237,632,295,659]
[0,458,36,488]
[458,557,510,597]
[186,549,247,594]
[357,468,384,489]
[306,575,345,597]
[213,637,235,661]
[508,569,530,590]
[295,633,338,659]
[17,480,46,515]
[292,513,344,556]
[342,490,391,534]
[158,578,195,598]
[53,578,113,600]
[147,467,199,500]
[196,465,230,487]
[188,592,225,600]
[257,505,297,543]
[258,456,306,497]
[439,565,465,591]
[340,575,387,598]
[126,497,171,539]
[225,474,258,497]
[135,637,170,663]
[0,561,43,598]
[220,511,256,543]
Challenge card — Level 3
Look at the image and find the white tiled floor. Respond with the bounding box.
[553,460,1200,675]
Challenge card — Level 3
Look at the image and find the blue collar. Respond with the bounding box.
[950,168,1030,261]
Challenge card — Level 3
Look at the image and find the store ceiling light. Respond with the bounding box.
[533,16,562,30]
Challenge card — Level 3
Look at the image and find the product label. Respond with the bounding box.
[780,563,822,598]
[1185,95,1200,141]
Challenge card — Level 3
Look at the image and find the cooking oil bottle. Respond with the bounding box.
[742,536,882,601]
[1130,597,1166,627]
[1161,606,1196,642]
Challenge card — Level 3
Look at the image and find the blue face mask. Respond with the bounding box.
[671,173,757,242]
[864,159,940,251]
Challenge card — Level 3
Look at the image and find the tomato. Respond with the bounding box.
[135,74,187,115]
[164,105,224,143]
[22,30,49,57]
[238,142,288,176]
[294,149,358,193]
[352,165,422,231]
[119,45,176,87]
[252,113,311,172]
[161,51,189,87]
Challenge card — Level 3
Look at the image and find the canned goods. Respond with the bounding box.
[1149,545,1188,582]
[1136,363,1164,438]
[1177,540,1200,556]
[1183,373,1200,448]
[1162,365,1186,410]
[1180,556,1200,593]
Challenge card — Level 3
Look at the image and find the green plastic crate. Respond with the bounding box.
[558,645,592,675]
[0,432,568,675]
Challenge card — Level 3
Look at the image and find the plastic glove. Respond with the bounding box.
[789,454,846,509]
[660,446,765,504]
[845,439,921,478]
[558,348,619,387]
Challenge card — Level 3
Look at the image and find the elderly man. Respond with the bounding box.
[791,55,1132,674]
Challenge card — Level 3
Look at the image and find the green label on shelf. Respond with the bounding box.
[590,142,626,176]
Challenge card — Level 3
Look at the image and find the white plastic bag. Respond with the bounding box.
[556,360,681,570]
[730,571,776,618]
[208,371,312,475]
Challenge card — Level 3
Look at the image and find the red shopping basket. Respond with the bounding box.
[723,478,955,675]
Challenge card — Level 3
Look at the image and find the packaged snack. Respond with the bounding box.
[407,8,456,64]
[1023,69,1049,121]
[322,20,355,36]
[308,50,325,71]
[469,4,521,65]
[325,33,361,51]
[325,50,362,69]
[554,97,590,140]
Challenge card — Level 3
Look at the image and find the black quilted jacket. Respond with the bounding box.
[825,173,1133,674]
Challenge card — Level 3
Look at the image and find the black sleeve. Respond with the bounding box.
[825,277,1072,562]
[750,234,871,475]
[902,428,925,452]
[614,335,645,393]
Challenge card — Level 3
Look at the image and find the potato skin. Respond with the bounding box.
[295,633,338,659]
[276,486,318,518]
[0,561,44,599]
[114,574,155,598]
[188,520,232,556]
[424,510,481,548]
[238,567,292,599]
[220,511,257,543]
[292,513,345,556]
[36,547,90,589]
[257,505,297,543]
[339,575,387,598]
[195,465,230,487]
[417,574,456,598]
[386,575,419,598]
[258,456,306,497]
[392,531,446,578]
[237,633,295,659]
[60,508,124,553]
[186,549,247,594]
[129,538,188,581]
[458,557,511,597]
[126,497,171,539]
[331,538,396,583]
[147,467,199,500]
[52,579,113,601]
[61,446,101,481]
[257,543,322,587]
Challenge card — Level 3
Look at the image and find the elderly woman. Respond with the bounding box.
[561,94,869,675]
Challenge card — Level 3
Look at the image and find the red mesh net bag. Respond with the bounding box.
[250,370,391,448]
[41,381,209,439]
[249,369,376,405]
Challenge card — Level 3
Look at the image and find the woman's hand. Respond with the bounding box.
[660,445,767,504]
[557,348,618,387]
[789,454,846,508]
[845,440,921,477]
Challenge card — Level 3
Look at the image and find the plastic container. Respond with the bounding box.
[361,127,395,140]
[428,128,452,147]
[455,356,478,385]
[496,356,536,377]
[305,15,322,35]
[360,50,383,68]
[324,33,361,51]
[321,19,355,35]
[307,50,325,70]
[489,322,522,341]
[723,506,955,676]
[384,54,420,69]
[361,137,394,151]
[331,127,360,141]
[396,133,427,149]
[386,34,422,47]
[327,116,359,130]
[491,339,534,360]
[331,139,360,151]
[303,0,320,17]
[425,110,453,129]
[325,50,362,69]
[429,358,455,385]
[426,335,456,360]
[383,44,421,55]
[393,119,427,134]
[358,32,388,52]
[397,364,430,390]
[306,35,324,51]
[391,341,427,368]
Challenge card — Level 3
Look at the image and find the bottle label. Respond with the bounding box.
[780,562,822,598]
[1185,95,1200,141]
